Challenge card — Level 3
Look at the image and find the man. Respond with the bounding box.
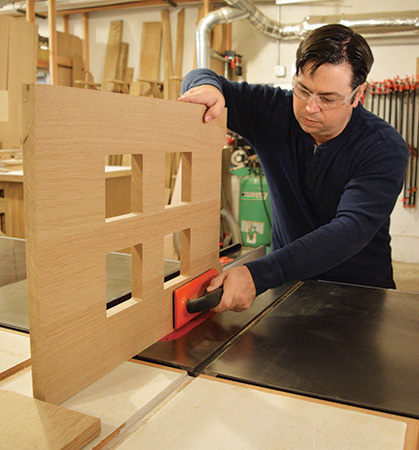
[178,24,408,313]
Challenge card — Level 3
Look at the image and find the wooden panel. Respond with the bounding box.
[161,10,173,100]
[63,14,70,33]
[26,0,35,23]
[116,42,129,80]
[57,31,81,59]
[23,84,226,404]
[114,42,129,93]
[0,329,30,382]
[72,53,84,87]
[139,22,161,80]
[0,18,37,149]
[57,31,83,87]
[0,90,8,122]
[170,8,185,100]
[174,9,184,78]
[101,20,123,92]
[82,13,89,72]
[0,17,9,91]
[131,22,162,97]
[0,389,100,450]
[1,359,187,449]
[58,65,72,87]
[48,0,58,85]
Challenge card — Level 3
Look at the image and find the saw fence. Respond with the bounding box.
[367,76,419,208]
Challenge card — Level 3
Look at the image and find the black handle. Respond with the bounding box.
[186,287,223,314]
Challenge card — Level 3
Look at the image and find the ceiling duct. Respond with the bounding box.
[197,0,419,68]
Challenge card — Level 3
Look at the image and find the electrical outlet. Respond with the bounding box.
[275,65,286,77]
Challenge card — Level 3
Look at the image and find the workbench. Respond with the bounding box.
[1,236,418,449]
[0,166,131,238]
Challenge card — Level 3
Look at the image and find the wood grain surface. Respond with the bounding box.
[23,84,226,404]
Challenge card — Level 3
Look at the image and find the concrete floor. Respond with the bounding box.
[393,261,419,293]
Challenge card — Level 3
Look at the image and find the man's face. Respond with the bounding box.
[292,63,365,145]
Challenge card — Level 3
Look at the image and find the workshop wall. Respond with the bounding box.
[35,0,419,263]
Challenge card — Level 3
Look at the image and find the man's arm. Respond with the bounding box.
[178,84,225,123]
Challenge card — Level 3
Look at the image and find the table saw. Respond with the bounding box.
[1,236,419,448]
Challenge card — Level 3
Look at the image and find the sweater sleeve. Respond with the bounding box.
[245,131,409,294]
[182,68,224,94]
[182,69,288,148]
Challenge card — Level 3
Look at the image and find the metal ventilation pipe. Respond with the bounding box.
[196,0,419,69]
[196,7,250,69]
[225,0,306,39]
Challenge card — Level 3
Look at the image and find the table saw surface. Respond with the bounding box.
[1,237,419,423]
[204,280,419,419]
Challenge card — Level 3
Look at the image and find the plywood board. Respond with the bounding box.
[101,20,123,92]
[2,360,187,450]
[115,42,129,91]
[170,8,185,101]
[0,17,37,149]
[0,328,30,381]
[57,32,83,87]
[0,17,9,91]
[0,90,8,122]
[174,9,185,78]
[115,376,419,450]
[72,53,84,87]
[131,22,162,97]
[23,84,226,405]
[0,389,100,450]
[161,10,173,100]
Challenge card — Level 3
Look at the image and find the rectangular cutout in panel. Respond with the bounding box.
[164,228,190,288]
[165,152,191,206]
[0,212,5,235]
[105,154,143,219]
[106,243,142,318]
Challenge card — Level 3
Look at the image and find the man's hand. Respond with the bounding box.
[207,266,257,313]
[178,84,225,123]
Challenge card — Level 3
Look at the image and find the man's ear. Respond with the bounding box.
[352,82,368,108]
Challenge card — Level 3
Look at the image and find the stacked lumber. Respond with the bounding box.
[101,20,133,93]
[130,22,163,98]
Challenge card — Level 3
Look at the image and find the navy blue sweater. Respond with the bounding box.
[182,69,409,294]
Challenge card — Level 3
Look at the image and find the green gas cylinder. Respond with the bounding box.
[239,168,272,248]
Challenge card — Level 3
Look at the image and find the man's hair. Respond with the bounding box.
[296,24,374,89]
